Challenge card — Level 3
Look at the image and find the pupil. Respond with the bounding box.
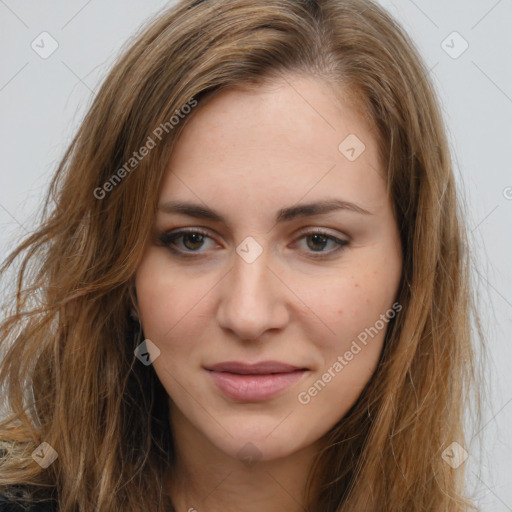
[308,234,327,251]
[184,233,204,250]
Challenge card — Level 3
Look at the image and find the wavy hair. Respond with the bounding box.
[0,0,481,510]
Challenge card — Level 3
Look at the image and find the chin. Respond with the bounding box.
[204,418,316,464]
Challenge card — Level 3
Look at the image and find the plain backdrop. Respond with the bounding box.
[0,0,511,509]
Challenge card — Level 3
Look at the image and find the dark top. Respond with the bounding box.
[0,486,57,511]
[0,446,58,511]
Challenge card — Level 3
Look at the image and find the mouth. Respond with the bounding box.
[204,361,309,402]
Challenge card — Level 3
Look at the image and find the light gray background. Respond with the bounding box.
[0,0,511,509]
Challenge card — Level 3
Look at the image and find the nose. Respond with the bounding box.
[216,245,289,342]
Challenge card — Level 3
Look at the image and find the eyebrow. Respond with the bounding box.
[157,198,372,224]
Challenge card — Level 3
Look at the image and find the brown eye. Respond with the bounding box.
[158,229,216,254]
[295,231,349,257]
[181,232,206,251]
[158,228,349,259]
[305,233,330,252]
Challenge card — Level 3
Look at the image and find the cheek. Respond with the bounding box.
[295,266,398,347]
[294,273,396,424]
[293,256,400,399]
[134,253,209,398]
[134,250,208,343]
[135,256,173,338]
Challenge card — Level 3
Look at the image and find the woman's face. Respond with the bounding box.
[135,73,402,462]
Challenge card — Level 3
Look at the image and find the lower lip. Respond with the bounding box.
[206,369,307,402]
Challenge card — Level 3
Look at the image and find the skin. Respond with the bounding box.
[134,72,403,512]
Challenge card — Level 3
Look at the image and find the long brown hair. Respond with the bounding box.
[0,0,481,510]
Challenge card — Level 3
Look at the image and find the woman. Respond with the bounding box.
[0,0,480,510]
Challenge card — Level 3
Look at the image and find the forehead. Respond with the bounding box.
[159,74,385,215]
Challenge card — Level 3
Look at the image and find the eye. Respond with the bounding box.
[293,229,349,258]
[157,228,349,258]
[158,228,217,255]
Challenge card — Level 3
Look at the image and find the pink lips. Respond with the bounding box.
[204,361,307,402]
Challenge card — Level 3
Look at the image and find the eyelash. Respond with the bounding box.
[157,228,349,259]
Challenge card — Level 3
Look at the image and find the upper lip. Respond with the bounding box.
[204,361,306,375]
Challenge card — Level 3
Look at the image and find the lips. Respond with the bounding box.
[205,361,305,374]
[204,361,308,402]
